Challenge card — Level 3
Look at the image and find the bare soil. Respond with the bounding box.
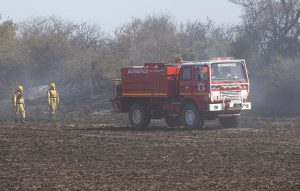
[0,112,299,191]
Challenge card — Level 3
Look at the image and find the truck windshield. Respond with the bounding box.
[211,62,246,81]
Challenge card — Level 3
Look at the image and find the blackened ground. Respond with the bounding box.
[0,113,299,191]
[0,91,299,190]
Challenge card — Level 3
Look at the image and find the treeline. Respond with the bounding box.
[0,15,234,94]
[0,0,299,114]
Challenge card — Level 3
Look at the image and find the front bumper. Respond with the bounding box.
[209,102,251,111]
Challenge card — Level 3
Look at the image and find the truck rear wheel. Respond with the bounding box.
[219,116,240,128]
[129,104,150,129]
[164,116,180,127]
[181,104,204,129]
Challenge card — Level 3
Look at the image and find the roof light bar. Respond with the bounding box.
[210,57,234,60]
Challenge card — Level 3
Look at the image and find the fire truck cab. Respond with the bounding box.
[111,58,251,129]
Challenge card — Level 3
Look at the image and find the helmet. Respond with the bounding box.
[50,82,55,88]
[17,85,23,91]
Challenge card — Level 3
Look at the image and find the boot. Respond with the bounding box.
[48,113,54,120]
[21,118,27,124]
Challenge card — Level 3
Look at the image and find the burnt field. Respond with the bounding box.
[0,113,299,191]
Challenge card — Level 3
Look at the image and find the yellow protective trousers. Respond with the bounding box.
[49,98,58,115]
[15,103,25,119]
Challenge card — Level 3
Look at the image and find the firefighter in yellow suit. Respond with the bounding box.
[12,85,26,124]
[47,82,59,119]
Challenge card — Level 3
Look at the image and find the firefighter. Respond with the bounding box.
[47,82,59,119]
[12,85,26,124]
[219,67,232,79]
[175,56,183,63]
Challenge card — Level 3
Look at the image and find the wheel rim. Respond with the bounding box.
[185,109,195,126]
[132,109,142,124]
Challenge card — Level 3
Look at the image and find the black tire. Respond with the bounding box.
[219,116,240,128]
[181,104,204,129]
[128,104,150,129]
[164,115,181,127]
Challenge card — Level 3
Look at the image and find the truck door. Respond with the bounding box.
[193,65,209,93]
[179,66,193,96]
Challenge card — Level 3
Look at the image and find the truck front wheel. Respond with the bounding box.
[181,104,204,129]
[219,116,240,128]
[129,104,150,129]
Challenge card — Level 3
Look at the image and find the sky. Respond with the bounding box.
[0,0,242,33]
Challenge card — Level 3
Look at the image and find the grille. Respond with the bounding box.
[220,91,242,100]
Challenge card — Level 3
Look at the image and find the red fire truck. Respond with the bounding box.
[111,58,251,129]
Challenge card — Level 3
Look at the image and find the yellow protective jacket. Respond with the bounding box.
[47,89,59,105]
[12,91,25,107]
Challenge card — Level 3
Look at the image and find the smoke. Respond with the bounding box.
[27,85,48,100]
[248,57,300,117]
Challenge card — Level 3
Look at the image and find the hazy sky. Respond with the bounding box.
[0,0,242,33]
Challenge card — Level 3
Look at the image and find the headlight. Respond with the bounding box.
[211,91,221,101]
[241,90,248,100]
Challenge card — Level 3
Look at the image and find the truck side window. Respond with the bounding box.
[182,68,191,80]
[195,66,208,81]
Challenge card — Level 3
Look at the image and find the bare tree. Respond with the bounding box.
[0,19,23,93]
[71,22,106,50]
[115,14,180,65]
[229,0,300,57]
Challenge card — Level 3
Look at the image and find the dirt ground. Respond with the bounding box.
[0,112,299,191]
